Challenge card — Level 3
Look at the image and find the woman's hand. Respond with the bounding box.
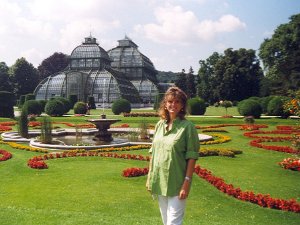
[146,175,151,192]
[179,180,190,199]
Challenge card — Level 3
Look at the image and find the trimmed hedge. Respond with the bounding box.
[54,97,71,114]
[38,100,47,112]
[238,99,262,118]
[112,99,131,115]
[45,99,65,116]
[187,97,206,115]
[88,96,96,109]
[68,95,78,108]
[267,96,290,118]
[22,100,43,115]
[74,101,88,114]
[18,95,26,108]
[18,109,29,138]
[0,91,14,118]
[25,94,35,102]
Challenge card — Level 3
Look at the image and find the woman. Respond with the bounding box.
[146,87,199,225]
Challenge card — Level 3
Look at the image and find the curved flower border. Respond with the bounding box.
[0,149,12,161]
[193,165,300,213]
[244,130,298,140]
[200,133,231,145]
[249,139,297,154]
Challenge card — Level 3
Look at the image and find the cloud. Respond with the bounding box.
[27,0,113,22]
[59,19,120,53]
[135,4,246,44]
[20,48,45,65]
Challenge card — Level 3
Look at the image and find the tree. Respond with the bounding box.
[259,13,300,95]
[0,91,14,118]
[186,67,196,98]
[197,52,221,103]
[0,62,13,92]
[37,52,69,81]
[175,69,187,93]
[220,100,233,116]
[197,49,263,103]
[203,48,263,102]
[10,58,39,98]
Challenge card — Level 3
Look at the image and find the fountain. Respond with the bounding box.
[87,117,120,143]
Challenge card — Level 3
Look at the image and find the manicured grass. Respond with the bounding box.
[0,113,299,224]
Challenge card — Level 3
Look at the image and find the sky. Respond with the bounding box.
[0,0,299,73]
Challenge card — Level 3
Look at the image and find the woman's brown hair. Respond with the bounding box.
[158,86,187,122]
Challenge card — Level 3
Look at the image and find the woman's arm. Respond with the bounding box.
[146,156,152,192]
[179,158,196,199]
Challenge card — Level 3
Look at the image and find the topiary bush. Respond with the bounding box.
[267,96,290,118]
[88,96,96,109]
[187,97,206,115]
[54,97,71,114]
[0,91,15,118]
[68,95,78,108]
[259,96,274,114]
[22,100,43,115]
[25,93,35,102]
[38,100,47,112]
[73,101,88,114]
[45,99,65,116]
[238,99,262,118]
[112,99,131,115]
[18,95,26,108]
[40,116,52,144]
[18,109,28,138]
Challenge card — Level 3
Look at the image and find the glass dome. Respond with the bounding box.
[34,35,160,104]
[35,69,140,103]
[108,36,159,102]
[70,36,111,70]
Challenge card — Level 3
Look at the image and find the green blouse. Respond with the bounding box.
[148,118,199,196]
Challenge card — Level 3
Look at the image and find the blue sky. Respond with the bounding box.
[0,0,299,72]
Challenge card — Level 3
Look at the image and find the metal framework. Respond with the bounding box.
[34,35,158,104]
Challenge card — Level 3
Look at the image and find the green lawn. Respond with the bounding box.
[0,112,299,225]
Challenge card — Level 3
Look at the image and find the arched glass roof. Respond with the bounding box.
[34,69,140,103]
[108,36,158,84]
[34,35,160,104]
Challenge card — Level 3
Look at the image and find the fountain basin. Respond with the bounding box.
[1,128,212,151]
[87,118,121,142]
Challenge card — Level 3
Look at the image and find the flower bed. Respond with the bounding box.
[243,130,295,140]
[0,121,15,133]
[200,133,231,145]
[195,124,268,130]
[123,112,159,117]
[249,139,297,154]
[194,165,300,213]
[122,167,149,177]
[0,149,12,161]
[0,140,48,153]
[278,158,300,171]
[199,147,242,157]
[27,152,150,169]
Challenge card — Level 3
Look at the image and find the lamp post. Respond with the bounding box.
[101,79,106,119]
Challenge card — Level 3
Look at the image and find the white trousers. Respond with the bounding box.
[158,195,186,225]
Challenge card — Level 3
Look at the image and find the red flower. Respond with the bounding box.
[0,149,12,161]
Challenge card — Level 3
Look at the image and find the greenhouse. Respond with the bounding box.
[34,35,159,104]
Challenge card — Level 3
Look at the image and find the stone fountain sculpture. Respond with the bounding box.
[88,115,120,142]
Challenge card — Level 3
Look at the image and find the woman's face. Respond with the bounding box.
[165,95,183,117]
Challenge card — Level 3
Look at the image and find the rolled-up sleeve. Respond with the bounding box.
[185,123,200,160]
